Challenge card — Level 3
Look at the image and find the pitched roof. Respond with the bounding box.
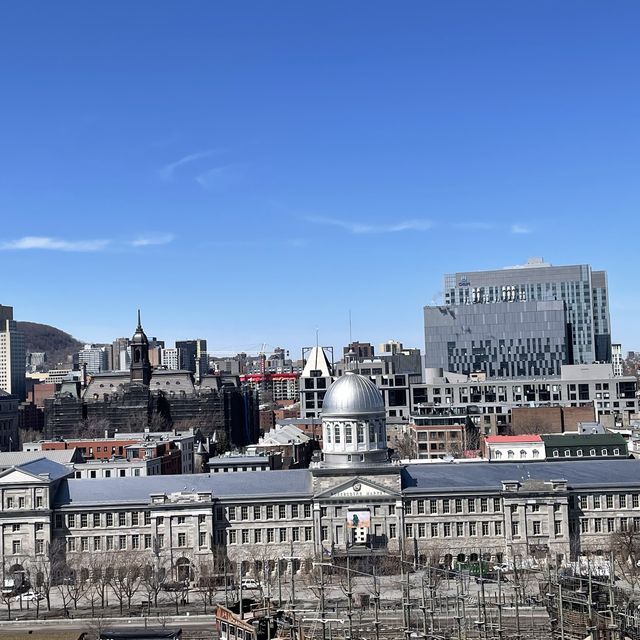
[402,459,640,493]
[485,435,542,443]
[0,450,79,469]
[54,468,313,507]
[12,458,74,482]
[541,433,627,446]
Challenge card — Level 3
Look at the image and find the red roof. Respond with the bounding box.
[484,435,542,443]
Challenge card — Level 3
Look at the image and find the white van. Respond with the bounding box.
[240,578,260,590]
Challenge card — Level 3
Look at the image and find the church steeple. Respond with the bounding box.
[130,309,152,385]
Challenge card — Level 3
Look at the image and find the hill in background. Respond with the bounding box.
[17,321,84,369]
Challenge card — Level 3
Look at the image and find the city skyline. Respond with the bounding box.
[1,2,639,355]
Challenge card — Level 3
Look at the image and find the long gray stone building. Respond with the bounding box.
[2,372,640,589]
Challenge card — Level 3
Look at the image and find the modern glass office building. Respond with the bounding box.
[435,259,611,368]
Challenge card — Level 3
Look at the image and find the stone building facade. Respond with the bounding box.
[2,372,640,589]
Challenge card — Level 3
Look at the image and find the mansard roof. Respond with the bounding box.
[402,459,640,493]
[54,468,313,507]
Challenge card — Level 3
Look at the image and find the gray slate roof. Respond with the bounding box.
[14,458,75,482]
[0,450,78,469]
[54,468,313,507]
[403,459,640,492]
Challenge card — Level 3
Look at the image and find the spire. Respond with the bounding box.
[137,308,142,331]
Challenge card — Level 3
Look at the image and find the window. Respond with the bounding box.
[119,535,126,550]
[35,540,44,554]
[606,495,614,509]
[292,527,300,542]
[594,496,601,509]
[177,516,186,525]
[431,523,438,537]
[454,499,462,513]
[442,499,450,514]
[554,521,562,536]
[132,535,140,550]
[533,521,541,535]
[304,526,313,541]
[18,497,24,508]
[144,511,151,525]
[389,504,395,515]
[106,536,114,550]
[228,507,236,521]
[12,524,20,532]
[279,505,287,519]
[594,519,602,533]
[564,450,570,457]
[321,526,328,541]
[493,498,501,512]
[607,518,615,533]
[417,500,425,515]
[580,520,589,533]
[229,531,237,544]
[304,504,311,518]
[443,523,451,537]
[253,506,261,520]
[430,500,437,514]
[469,522,476,536]
[266,506,274,519]
[345,425,352,444]
[279,528,287,542]
[199,531,208,547]
[118,512,126,527]
[621,495,627,508]
[292,505,299,518]
[456,522,464,537]
[55,515,63,529]
[67,538,76,552]
[418,523,426,538]
[36,523,43,531]
[6,497,13,509]
[511,522,519,537]
[157,516,164,526]
[255,529,262,543]
[132,512,139,526]
[495,522,503,536]
[242,530,249,544]
[36,496,43,508]
[334,426,341,444]
[480,498,488,513]
[634,495,640,509]
[144,534,152,549]
[468,499,476,513]
[482,522,489,536]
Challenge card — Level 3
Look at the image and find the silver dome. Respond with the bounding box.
[322,372,385,417]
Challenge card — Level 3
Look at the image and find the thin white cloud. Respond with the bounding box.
[0,236,110,252]
[195,163,244,191]
[454,221,495,231]
[511,224,532,234]
[129,234,174,247]
[159,149,222,181]
[306,216,433,234]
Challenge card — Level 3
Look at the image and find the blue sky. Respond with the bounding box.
[1,1,639,357]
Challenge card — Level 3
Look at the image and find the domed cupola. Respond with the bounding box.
[320,372,388,468]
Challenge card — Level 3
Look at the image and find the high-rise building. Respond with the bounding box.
[110,337,130,371]
[161,348,180,370]
[299,346,334,419]
[612,343,623,377]
[424,300,572,378]
[0,305,26,401]
[77,345,109,375]
[175,339,207,377]
[441,258,611,365]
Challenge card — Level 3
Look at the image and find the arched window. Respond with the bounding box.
[552,450,559,457]
[357,424,364,444]
[564,449,570,457]
[326,425,332,443]
[601,449,607,456]
[532,450,540,458]
[334,426,341,444]
[495,450,502,459]
[590,448,596,456]
[507,450,514,459]
[520,450,527,459]
[345,425,353,444]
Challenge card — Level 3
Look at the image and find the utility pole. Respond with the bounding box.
[346,555,353,640]
[373,563,381,640]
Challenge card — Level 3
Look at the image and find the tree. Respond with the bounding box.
[140,542,169,610]
[108,553,143,615]
[84,553,112,616]
[609,527,640,589]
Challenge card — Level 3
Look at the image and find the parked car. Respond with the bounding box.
[240,578,260,590]
[13,590,43,603]
[161,581,187,592]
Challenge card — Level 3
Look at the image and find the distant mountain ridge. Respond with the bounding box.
[17,321,84,368]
